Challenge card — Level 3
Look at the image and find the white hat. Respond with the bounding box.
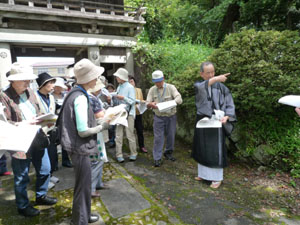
[54,77,67,89]
[74,58,105,84]
[89,78,105,93]
[113,68,128,81]
[152,70,164,83]
[7,62,37,81]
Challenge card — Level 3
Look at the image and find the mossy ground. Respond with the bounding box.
[0,153,176,225]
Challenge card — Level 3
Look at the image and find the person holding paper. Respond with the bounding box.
[112,68,137,163]
[1,63,57,217]
[146,70,182,167]
[192,61,236,189]
[129,75,148,153]
[57,58,109,225]
[88,78,110,198]
[35,72,59,189]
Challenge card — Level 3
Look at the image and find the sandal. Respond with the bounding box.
[194,177,203,181]
[210,181,222,189]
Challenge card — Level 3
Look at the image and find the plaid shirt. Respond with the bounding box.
[1,86,40,159]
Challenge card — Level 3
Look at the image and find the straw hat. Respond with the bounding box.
[74,58,104,84]
[113,68,128,82]
[7,62,37,81]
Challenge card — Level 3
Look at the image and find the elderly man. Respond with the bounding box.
[112,68,137,163]
[146,70,182,167]
[1,63,57,217]
[57,58,109,225]
[192,61,236,189]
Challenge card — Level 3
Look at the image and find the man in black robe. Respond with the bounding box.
[192,61,236,189]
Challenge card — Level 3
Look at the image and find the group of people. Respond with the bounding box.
[0,58,241,224]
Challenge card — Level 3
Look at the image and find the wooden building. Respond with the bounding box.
[0,0,146,88]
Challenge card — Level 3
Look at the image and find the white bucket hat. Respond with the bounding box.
[7,62,37,81]
[74,58,105,84]
[152,70,164,83]
[54,77,67,89]
[89,78,105,93]
[113,68,128,81]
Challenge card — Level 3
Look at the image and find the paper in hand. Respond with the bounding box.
[278,95,300,107]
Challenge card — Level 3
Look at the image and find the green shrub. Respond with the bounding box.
[133,41,214,142]
[209,29,300,177]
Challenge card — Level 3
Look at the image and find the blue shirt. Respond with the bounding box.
[115,81,136,117]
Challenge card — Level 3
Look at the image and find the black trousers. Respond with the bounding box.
[71,154,91,225]
[134,114,145,149]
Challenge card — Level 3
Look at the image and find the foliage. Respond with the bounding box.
[132,41,214,142]
[125,0,300,46]
[209,29,300,177]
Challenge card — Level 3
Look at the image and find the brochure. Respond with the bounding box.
[156,100,177,112]
[36,113,58,122]
[0,121,40,152]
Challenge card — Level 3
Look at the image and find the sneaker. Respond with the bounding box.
[18,205,40,217]
[50,176,60,184]
[0,171,12,176]
[164,152,176,161]
[117,157,124,163]
[88,213,99,223]
[154,159,162,167]
[129,155,137,161]
[48,181,55,190]
[91,191,101,198]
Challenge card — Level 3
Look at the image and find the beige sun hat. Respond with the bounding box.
[89,78,105,93]
[54,77,67,89]
[74,58,105,84]
[7,62,37,81]
[113,68,128,81]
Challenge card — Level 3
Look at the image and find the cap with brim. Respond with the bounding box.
[8,62,37,81]
[89,79,105,93]
[54,77,67,89]
[152,70,164,83]
[74,58,105,84]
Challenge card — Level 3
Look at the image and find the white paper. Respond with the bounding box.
[103,104,128,127]
[214,109,225,120]
[196,117,222,128]
[0,121,40,151]
[36,113,58,122]
[156,100,177,112]
[136,100,147,114]
[278,95,300,107]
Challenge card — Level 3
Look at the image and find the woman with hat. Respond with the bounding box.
[57,58,109,225]
[52,77,73,168]
[112,68,137,163]
[88,79,110,197]
[53,77,67,111]
[1,62,57,217]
